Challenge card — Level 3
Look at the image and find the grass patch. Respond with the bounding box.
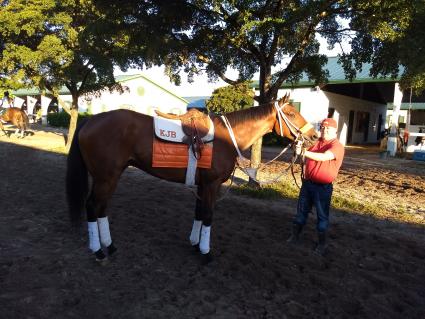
[47,146,67,154]
[332,193,421,225]
[231,179,299,200]
[231,180,417,223]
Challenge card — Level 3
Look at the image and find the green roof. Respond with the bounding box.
[252,56,403,89]
[387,103,425,110]
[114,74,188,104]
[11,74,188,104]
[12,86,70,96]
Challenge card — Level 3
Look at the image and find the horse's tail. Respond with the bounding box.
[66,120,89,226]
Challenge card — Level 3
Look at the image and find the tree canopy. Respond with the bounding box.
[1,0,422,154]
[155,1,417,101]
[343,0,425,93]
[206,82,254,114]
[0,0,180,147]
[154,0,416,178]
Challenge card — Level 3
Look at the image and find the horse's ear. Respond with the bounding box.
[283,93,290,104]
[278,93,290,107]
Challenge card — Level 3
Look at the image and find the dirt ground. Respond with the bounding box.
[0,124,424,319]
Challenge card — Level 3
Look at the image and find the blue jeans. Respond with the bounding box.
[293,180,333,232]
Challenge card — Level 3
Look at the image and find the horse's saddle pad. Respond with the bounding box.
[153,109,214,143]
[152,139,213,168]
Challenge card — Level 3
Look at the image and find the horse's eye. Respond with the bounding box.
[289,112,296,118]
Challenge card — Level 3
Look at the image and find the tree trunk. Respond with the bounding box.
[247,65,272,187]
[248,137,263,188]
[65,108,79,152]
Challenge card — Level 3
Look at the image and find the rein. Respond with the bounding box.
[291,150,305,189]
[220,101,309,186]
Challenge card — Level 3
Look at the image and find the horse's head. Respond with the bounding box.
[273,94,318,147]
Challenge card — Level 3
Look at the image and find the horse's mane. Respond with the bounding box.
[225,102,274,126]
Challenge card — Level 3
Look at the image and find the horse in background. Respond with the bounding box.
[66,94,319,263]
[0,107,30,138]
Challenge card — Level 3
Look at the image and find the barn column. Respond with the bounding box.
[387,83,403,156]
[41,95,52,125]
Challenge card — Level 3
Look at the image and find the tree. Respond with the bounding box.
[342,1,424,93]
[206,82,254,114]
[157,0,413,182]
[0,0,155,149]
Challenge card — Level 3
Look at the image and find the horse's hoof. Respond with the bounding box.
[200,252,213,265]
[94,249,107,264]
[191,244,199,253]
[107,242,117,256]
[313,244,327,257]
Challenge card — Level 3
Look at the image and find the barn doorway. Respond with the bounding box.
[347,110,354,143]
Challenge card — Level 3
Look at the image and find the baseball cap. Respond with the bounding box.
[321,118,337,129]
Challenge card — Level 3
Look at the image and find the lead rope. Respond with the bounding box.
[186,165,237,202]
[291,145,305,189]
[221,113,304,186]
[188,101,310,200]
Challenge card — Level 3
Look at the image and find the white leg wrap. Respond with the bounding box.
[97,217,112,247]
[88,221,101,253]
[199,225,211,254]
[189,220,203,246]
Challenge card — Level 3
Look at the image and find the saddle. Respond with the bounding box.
[155,108,213,159]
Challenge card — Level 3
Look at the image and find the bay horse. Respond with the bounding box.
[0,107,30,138]
[66,94,318,263]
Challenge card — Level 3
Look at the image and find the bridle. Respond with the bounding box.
[220,100,315,186]
[273,101,314,146]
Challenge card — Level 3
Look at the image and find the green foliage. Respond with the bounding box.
[231,178,410,218]
[1,0,421,143]
[339,1,425,92]
[206,82,254,113]
[0,0,143,108]
[0,0,175,146]
[232,179,299,200]
[151,0,417,165]
[47,111,92,128]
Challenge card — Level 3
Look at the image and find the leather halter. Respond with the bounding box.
[273,101,314,141]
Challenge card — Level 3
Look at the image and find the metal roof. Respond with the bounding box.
[251,56,403,88]
[12,86,70,96]
[388,103,425,110]
[10,74,189,104]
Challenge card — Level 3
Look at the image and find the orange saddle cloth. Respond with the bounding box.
[152,138,213,168]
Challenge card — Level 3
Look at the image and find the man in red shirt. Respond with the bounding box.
[287,118,345,255]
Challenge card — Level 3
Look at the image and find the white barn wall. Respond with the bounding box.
[277,88,386,145]
[60,75,187,117]
[325,92,386,144]
[279,88,329,129]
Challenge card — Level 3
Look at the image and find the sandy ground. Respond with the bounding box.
[0,123,424,319]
